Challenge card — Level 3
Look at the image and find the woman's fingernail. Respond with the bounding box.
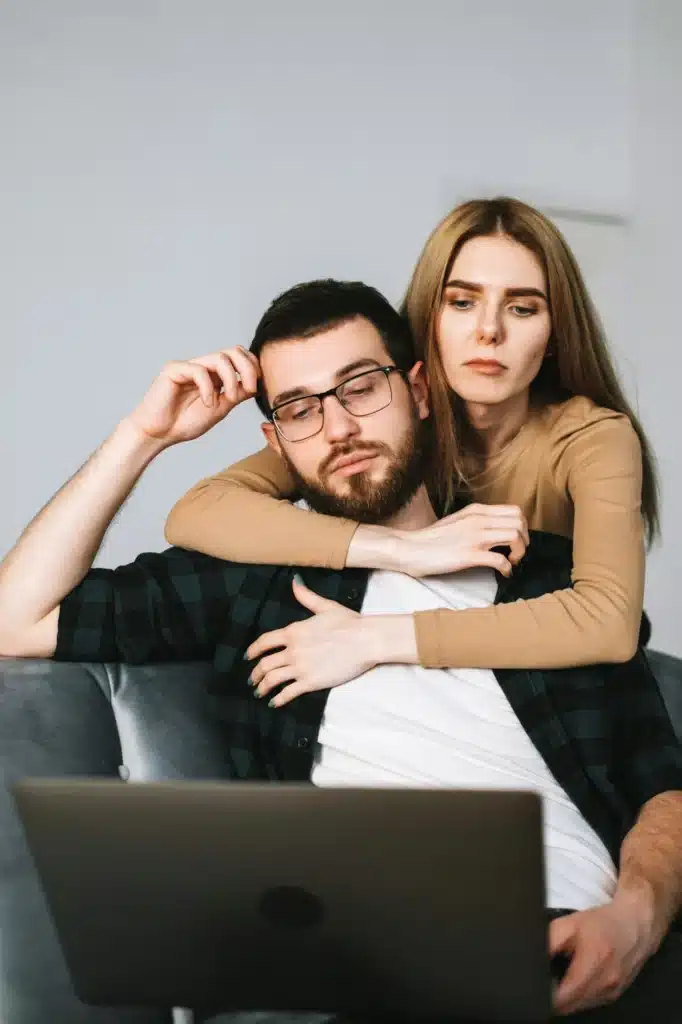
[268,699,277,708]
[293,573,303,586]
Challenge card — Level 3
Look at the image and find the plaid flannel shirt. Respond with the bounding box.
[54,531,682,868]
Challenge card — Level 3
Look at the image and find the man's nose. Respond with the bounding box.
[322,395,361,443]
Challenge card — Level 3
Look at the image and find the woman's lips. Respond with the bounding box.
[465,360,506,376]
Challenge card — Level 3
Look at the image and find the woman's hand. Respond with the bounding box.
[245,578,416,707]
[391,504,529,578]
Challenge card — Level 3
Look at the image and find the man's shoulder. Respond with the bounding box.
[499,530,573,603]
[108,546,290,599]
[125,546,280,574]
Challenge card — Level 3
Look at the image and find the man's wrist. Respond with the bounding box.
[612,877,668,951]
[114,417,170,465]
[359,614,419,668]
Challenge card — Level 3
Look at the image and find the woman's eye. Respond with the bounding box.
[510,304,537,317]
[449,298,474,310]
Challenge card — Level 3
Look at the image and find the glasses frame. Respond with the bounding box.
[269,364,407,442]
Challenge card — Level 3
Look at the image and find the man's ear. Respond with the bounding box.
[261,421,283,456]
[407,361,430,421]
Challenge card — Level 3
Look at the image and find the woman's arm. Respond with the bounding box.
[164,448,527,576]
[411,414,645,668]
[164,445,358,569]
[166,412,646,670]
[248,414,647,704]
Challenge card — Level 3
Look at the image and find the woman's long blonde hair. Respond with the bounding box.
[401,196,660,545]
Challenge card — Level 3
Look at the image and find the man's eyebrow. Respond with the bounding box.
[270,358,383,407]
[444,278,548,301]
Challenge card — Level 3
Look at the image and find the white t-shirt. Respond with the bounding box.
[311,567,617,911]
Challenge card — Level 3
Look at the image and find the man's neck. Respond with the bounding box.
[382,485,437,532]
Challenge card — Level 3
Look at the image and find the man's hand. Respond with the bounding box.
[127,347,260,447]
[0,346,260,657]
[550,895,659,1015]
[392,503,529,578]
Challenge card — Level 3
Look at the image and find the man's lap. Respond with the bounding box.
[565,930,682,1022]
[197,931,682,1022]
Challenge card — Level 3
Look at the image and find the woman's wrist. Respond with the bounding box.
[359,614,419,667]
[345,524,405,571]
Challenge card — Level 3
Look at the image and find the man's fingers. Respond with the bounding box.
[554,946,604,1016]
[548,915,577,958]
[229,346,261,393]
[164,362,217,407]
[212,353,241,404]
[549,917,607,1016]
[191,348,259,403]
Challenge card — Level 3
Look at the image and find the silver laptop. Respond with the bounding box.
[12,779,552,1021]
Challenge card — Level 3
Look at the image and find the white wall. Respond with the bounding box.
[628,0,682,656]
[2,0,678,653]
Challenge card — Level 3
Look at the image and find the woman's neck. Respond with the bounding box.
[465,391,531,457]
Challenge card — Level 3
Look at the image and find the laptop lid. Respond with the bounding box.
[12,779,551,1021]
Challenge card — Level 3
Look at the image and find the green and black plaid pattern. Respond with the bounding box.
[55,532,682,866]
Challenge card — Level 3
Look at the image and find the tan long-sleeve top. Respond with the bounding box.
[165,396,646,669]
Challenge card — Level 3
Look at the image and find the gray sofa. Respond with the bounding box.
[1,651,682,1024]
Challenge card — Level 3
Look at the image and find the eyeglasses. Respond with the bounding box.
[270,365,407,442]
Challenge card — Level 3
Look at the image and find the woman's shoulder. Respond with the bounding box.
[539,396,641,484]
[541,395,637,447]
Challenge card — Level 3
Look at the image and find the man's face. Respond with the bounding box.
[259,317,430,523]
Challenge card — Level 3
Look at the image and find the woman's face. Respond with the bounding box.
[436,234,552,408]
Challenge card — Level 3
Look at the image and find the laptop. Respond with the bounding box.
[12,779,552,1021]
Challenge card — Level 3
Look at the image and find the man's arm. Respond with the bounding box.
[615,790,682,945]
[0,347,259,659]
[0,421,165,657]
[550,790,682,1016]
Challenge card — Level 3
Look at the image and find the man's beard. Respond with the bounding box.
[281,412,427,524]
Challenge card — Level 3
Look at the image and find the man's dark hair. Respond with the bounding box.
[249,279,415,415]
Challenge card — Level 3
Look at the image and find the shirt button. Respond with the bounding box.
[297,737,310,750]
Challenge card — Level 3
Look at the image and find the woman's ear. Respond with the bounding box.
[407,361,430,420]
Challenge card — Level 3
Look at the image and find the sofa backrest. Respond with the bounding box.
[0,658,233,1024]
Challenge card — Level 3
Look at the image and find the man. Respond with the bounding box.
[0,280,681,1021]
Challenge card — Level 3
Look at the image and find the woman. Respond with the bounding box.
[164,196,658,673]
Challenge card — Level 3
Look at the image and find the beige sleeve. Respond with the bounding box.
[414,415,645,669]
[164,446,357,569]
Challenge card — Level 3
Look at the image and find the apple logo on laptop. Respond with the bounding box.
[258,885,325,928]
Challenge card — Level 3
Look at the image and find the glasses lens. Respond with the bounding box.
[339,369,391,415]
[274,397,323,441]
